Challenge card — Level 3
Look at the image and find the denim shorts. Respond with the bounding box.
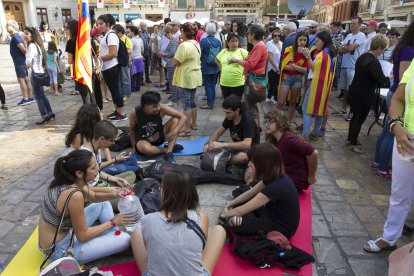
[143,268,210,276]
[39,230,73,261]
[178,87,197,111]
[280,74,303,89]
[15,64,28,78]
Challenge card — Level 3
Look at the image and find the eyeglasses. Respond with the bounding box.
[264,120,275,125]
[309,26,316,29]
[273,34,280,38]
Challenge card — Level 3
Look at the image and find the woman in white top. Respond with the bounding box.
[130,26,145,93]
[24,27,55,125]
[96,14,127,121]
[266,29,282,103]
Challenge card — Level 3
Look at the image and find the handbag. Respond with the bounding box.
[200,148,232,173]
[32,44,50,87]
[39,189,80,274]
[247,74,267,103]
[388,241,414,276]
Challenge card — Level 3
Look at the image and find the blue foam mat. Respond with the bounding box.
[132,136,209,159]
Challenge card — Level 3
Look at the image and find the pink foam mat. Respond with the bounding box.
[100,189,313,276]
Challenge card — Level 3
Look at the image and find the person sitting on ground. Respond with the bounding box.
[81,120,136,188]
[65,103,138,176]
[204,95,259,166]
[220,143,300,238]
[129,91,187,164]
[265,109,318,192]
[38,149,132,264]
[131,170,226,276]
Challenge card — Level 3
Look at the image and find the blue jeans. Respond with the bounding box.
[374,90,394,172]
[46,202,130,264]
[101,156,138,175]
[203,73,218,107]
[120,65,131,97]
[31,74,53,118]
[166,67,179,103]
[302,86,323,136]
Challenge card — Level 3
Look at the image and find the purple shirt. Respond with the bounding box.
[390,45,414,92]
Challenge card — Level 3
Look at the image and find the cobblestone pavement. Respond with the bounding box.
[0,44,410,275]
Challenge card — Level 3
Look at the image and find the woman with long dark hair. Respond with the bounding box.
[24,26,55,125]
[301,31,337,140]
[38,150,132,264]
[277,31,309,122]
[230,20,247,50]
[131,170,226,275]
[220,143,300,238]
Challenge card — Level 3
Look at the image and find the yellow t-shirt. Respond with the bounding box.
[120,35,133,50]
[172,40,202,89]
[216,48,249,87]
[401,60,414,132]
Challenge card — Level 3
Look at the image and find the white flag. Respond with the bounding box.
[124,0,130,9]
[97,0,104,9]
[132,0,138,5]
[158,0,165,8]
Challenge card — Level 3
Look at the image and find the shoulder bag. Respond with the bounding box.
[247,73,267,103]
[32,44,50,87]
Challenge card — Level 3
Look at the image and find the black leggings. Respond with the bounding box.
[221,85,244,99]
[267,69,280,99]
[0,84,5,105]
[75,81,96,105]
[348,105,370,145]
[232,215,294,239]
[93,74,103,110]
[102,65,124,108]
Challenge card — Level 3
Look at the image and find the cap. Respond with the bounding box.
[366,20,378,28]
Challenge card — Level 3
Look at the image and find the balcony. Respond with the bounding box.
[264,5,292,15]
[90,0,158,5]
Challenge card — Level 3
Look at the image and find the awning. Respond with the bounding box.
[170,11,211,24]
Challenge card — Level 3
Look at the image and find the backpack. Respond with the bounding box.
[200,148,232,173]
[106,32,129,67]
[133,178,161,214]
[206,38,221,65]
[109,126,132,152]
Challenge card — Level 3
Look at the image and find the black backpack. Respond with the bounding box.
[109,126,132,152]
[133,178,161,214]
[106,32,129,67]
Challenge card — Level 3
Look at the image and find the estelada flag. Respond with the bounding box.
[305,48,336,116]
[74,0,92,93]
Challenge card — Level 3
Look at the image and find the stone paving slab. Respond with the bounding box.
[0,44,408,275]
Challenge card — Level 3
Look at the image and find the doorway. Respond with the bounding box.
[3,2,26,30]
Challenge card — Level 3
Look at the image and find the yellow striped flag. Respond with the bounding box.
[74,0,92,93]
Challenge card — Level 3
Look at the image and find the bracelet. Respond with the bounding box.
[114,157,118,163]
[110,218,116,227]
[388,116,403,126]
[389,120,403,134]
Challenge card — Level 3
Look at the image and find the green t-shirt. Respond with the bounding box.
[216,48,249,87]
[172,40,202,89]
[401,60,414,132]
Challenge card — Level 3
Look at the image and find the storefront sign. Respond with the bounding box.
[124,14,141,20]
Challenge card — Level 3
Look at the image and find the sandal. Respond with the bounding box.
[178,130,192,137]
[348,145,365,154]
[363,238,397,253]
[191,125,198,130]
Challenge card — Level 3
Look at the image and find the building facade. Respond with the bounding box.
[214,0,264,24]
[307,0,334,23]
[262,0,296,24]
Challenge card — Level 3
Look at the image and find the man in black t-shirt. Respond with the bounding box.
[204,95,259,165]
[129,91,186,163]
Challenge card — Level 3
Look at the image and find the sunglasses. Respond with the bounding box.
[273,34,280,38]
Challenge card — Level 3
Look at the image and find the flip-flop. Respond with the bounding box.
[178,130,192,137]
[348,145,365,154]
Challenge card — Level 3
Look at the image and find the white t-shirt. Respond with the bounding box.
[132,36,144,59]
[341,32,366,69]
[364,31,376,52]
[266,40,282,73]
[26,43,44,73]
[100,31,119,71]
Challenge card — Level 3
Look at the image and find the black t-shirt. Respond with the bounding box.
[135,106,165,145]
[65,38,76,60]
[260,175,300,238]
[222,113,259,145]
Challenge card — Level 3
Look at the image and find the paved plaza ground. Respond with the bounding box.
[0,44,411,275]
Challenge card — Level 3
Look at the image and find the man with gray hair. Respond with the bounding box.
[140,22,151,83]
[6,20,34,106]
[171,20,181,41]
[279,21,297,68]
[308,22,318,48]
[200,22,222,109]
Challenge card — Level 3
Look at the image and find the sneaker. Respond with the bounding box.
[344,113,352,121]
[107,111,117,119]
[371,162,379,170]
[163,152,176,163]
[17,98,30,106]
[200,105,213,110]
[28,97,35,103]
[164,143,184,152]
[109,112,128,121]
[319,127,326,137]
[376,170,391,180]
[332,109,347,116]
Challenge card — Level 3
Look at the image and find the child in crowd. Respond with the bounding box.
[265,109,318,192]
[220,143,300,239]
[46,41,61,95]
[131,170,226,276]
[38,150,132,264]
[65,104,138,176]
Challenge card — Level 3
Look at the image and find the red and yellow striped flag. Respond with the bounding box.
[74,0,92,93]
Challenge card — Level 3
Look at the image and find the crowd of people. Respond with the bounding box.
[3,13,414,272]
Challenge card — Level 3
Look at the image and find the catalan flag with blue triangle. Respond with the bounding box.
[74,0,92,93]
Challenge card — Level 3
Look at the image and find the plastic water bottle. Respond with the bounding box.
[117,190,144,232]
